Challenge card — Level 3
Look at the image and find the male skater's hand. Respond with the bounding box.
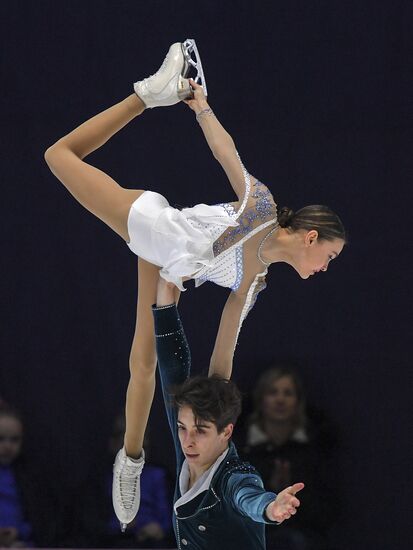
[265,482,304,523]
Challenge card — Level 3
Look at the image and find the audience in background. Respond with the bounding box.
[0,402,55,547]
[240,366,340,550]
[1,367,342,550]
[76,413,174,548]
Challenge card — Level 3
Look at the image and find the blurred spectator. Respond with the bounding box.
[240,366,340,550]
[76,413,174,548]
[0,402,55,547]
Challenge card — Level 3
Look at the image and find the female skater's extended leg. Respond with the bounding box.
[44,93,146,240]
[44,41,195,239]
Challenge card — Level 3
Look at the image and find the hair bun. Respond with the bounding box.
[278,206,294,228]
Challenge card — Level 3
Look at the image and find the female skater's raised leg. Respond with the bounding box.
[44,93,146,240]
[44,41,196,240]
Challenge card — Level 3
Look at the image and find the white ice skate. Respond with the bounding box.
[134,38,207,108]
[112,446,145,532]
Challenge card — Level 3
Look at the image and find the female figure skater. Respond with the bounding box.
[44,40,346,528]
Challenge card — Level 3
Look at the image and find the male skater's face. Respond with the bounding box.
[177,406,233,470]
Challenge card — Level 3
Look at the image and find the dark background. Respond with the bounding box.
[1,1,412,549]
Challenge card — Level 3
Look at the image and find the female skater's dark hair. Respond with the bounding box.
[174,375,242,433]
[277,205,347,242]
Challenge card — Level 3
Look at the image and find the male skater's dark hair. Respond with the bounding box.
[174,375,242,433]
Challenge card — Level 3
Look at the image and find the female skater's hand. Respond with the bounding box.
[183,79,209,114]
[265,482,304,523]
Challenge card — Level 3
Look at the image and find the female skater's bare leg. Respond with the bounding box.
[112,259,180,531]
[125,264,181,456]
[44,94,146,240]
[125,258,159,458]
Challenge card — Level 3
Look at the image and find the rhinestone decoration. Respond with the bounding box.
[212,181,277,256]
[231,246,244,291]
[195,180,276,294]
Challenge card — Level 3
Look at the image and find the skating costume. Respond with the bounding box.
[153,304,278,550]
[127,154,278,336]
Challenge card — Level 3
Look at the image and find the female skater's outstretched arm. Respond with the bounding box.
[184,81,263,380]
[184,79,253,201]
[208,291,246,379]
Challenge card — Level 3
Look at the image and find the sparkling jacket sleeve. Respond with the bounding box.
[225,473,279,525]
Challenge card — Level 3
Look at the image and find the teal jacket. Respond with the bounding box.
[153,304,278,550]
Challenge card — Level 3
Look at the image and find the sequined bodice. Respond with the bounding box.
[194,179,278,291]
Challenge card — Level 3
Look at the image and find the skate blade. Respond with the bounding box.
[182,38,208,97]
[180,44,190,79]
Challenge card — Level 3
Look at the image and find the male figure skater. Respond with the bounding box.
[150,276,304,549]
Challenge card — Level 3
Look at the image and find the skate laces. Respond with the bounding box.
[118,461,143,509]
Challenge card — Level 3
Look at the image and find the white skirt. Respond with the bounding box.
[126,191,237,290]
